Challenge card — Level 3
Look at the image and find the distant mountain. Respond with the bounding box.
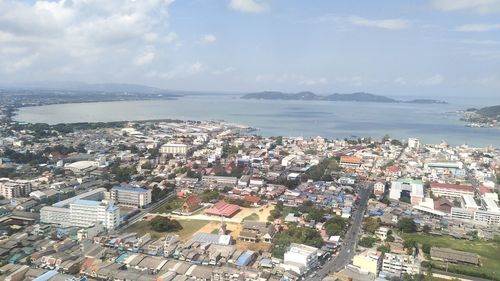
[477,105,500,118]
[0,81,174,94]
[242,91,447,104]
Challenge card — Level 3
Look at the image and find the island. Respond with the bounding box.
[459,105,500,128]
[241,91,447,104]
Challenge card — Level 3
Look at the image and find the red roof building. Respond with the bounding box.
[205,200,241,217]
[430,183,475,199]
[244,195,261,205]
[182,195,202,213]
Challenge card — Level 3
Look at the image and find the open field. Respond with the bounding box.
[153,197,183,214]
[401,233,500,280]
[242,213,259,221]
[125,218,210,240]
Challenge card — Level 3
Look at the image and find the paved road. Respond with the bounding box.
[310,182,372,281]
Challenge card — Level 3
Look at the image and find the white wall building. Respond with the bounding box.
[110,186,152,208]
[282,243,319,275]
[160,143,188,155]
[382,253,420,277]
[0,180,32,199]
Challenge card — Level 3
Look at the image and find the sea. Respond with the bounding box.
[13,94,500,148]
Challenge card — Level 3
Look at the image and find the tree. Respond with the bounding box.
[150,216,182,232]
[377,244,391,254]
[358,236,377,248]
[397,217,417,233]
[403,239,418,255]
[385,235,395,242]
[363,217,380,234]
[271,226,323,258]
[324,216,347,236]
[422,243,431,254]
[422,225,431,233]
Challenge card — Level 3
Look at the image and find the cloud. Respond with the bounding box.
[134,49,156,66]
[432,0,500,13]
[456,23,500,32]
[421,74,445,85]
[299,77,328,86]
[212,66,235,75]
[0,0,177,80]
[346,16,410,30]
[200,33,217,44]
[229,0,269,13]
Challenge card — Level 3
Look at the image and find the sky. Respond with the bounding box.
[0,0,500,98]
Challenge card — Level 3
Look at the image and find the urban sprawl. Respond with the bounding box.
[0,109,499,281]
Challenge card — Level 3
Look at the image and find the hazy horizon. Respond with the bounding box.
[1,0,500,99]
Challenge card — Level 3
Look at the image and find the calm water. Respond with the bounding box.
[14,95,500,147]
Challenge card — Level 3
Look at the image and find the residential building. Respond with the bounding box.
[339,156,362,168]
[382,253,420,277]
[238,221,276,243]
[0,180,31,199]
[110,186,152,208]
[282,243,319,275]
[352,249,382,275]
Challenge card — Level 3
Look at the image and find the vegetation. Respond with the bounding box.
[242,213,259,221]
[362,216,380,234]
[397,217,417,233]
[305,158,341,181]
[153,197,183,213]
[127,219,208,239]
[358,236,378,248]
[401,233,500,281]
[149,216,182,232]
[324,216,348,236]
[271,226,323,258]
[199,190,221,203]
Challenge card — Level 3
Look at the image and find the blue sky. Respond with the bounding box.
[0,0,500,98]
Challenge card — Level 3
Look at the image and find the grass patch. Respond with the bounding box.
[153,197,183,214]
[401,233,500,280]
[242,213,259,222]
[125,218,209,239]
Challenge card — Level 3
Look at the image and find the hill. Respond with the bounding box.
[477,105,500,118]
[241,91,446,104]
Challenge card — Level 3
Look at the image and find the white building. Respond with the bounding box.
[41,199,120,230]
[407,138,420,150]
[382,253,420,277]
[282,243,319,275]
[474,210,500,225]
[430,183,475,199]
[389,179,424,205]
[110,186,152,208]
[160,143,188,155]
[0,180,32,199]
[40,188,119,230]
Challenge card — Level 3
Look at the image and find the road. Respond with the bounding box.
[310,181,372,281]
[114,192,175,233]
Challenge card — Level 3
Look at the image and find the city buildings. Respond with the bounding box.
[110,186,152,208]
[430,183,475,199]
[352,249,382,275]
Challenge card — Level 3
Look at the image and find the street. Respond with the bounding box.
[310,181,372,281]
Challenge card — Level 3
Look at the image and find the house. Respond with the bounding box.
[434,198,453,213]
[339,156,362,168]
[430,247,480,266]
[238,222,276,243]
[374,181,385,196]
[352,249,382,275]
[182,195,202,213]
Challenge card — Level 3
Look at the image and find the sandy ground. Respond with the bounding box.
[165,203,275,224]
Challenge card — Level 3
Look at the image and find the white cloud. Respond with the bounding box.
[346,16,410,30]
[421,74,445,85]
[200,33,217,44]
[229,0,269,13]
[456,23,500,32]
[432,0,500,13]
[0,0,178,81]
[134,49,155,66]
[212,66,235,75]
[299,77,328,86]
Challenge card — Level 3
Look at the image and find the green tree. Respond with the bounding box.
[150,216,183,232]
[422,243,431,254]
[363,217,380,234]
[397,217,417,233]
